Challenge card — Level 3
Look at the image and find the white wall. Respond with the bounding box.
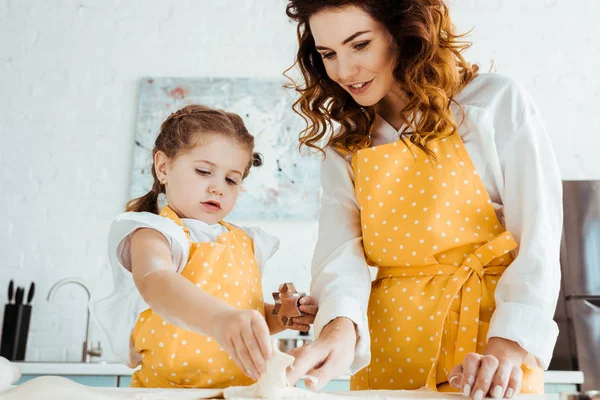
[0,0,598,362]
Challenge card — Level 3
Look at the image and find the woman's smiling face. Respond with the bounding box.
[309,5,398,107]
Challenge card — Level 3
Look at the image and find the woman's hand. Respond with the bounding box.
[286,317,357,391]
[288,296,318,332]
[448,337,527,400]
[210,308,272,381]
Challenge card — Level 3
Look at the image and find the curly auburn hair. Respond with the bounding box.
[126,104,263,214]
[285,0,479,156]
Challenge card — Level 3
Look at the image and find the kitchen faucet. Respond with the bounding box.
[47,278,102,363]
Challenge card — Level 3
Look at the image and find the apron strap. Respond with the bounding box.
[159,205,192,244]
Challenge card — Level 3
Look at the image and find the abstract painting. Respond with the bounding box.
[131,77,321,220]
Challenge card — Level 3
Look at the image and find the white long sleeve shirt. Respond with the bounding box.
[311,72,562,373]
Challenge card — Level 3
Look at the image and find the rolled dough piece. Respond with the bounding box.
[222,345,348,400]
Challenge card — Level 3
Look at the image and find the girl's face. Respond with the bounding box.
[155,135,250,224]
[309,5,398,107]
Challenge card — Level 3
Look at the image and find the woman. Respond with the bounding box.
[284,1,562,399]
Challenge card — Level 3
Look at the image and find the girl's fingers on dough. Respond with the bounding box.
[234,334,258,380]
[241,324,265,376]
[226,339,247,380]
[251,316,273,361]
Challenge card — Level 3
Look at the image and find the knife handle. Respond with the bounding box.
[15,287,24,305]
[8,280,14,304]
[27,282,35,305]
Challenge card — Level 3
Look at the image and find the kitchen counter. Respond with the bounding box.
[0,381,569,400]
[61,389,568,399]
[13,362,133,376]
[12,362,585,385]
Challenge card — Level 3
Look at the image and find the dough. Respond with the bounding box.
[222,345,323,400]
[0,356,21,391]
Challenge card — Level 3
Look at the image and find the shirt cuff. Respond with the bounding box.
[314,296,370,374]
[487,301,558,369]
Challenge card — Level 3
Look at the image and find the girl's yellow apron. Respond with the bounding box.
[130,206,264,388]
[350,134,544,393]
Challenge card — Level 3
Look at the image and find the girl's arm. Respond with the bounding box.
[130,227,234,335]
[130,227,271,380]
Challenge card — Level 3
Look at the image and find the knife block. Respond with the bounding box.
[0,303,32,361]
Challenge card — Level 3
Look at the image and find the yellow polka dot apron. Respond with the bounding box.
[349,134,544,393]
[130,206,264,388]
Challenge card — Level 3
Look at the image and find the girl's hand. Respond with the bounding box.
[289,296,318,332]
[448,338,527,400]
[211,308,272,381]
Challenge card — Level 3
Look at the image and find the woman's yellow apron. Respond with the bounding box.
[350,135,543,392]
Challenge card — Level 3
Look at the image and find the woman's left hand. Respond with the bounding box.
[448,337,528,400]
[288,296,318,332]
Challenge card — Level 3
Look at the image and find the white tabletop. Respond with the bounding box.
[12,362,584,385]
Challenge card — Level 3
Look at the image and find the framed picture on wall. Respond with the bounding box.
[132,77,321,221]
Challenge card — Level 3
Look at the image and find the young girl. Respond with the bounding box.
[91,104,318,389]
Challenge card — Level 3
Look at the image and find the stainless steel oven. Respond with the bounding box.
[551,180,600,391]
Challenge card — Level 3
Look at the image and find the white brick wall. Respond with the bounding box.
[0,0,598,362]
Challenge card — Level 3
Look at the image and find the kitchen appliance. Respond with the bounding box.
[551,180,600,391]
